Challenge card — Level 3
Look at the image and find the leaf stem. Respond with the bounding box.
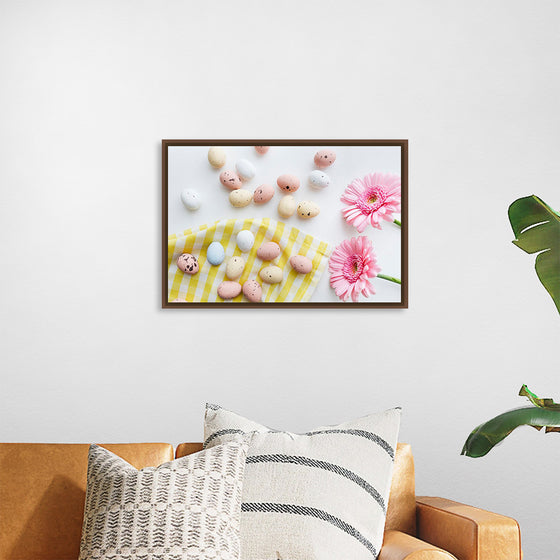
[393,219,401,227]
[378,273,401,285]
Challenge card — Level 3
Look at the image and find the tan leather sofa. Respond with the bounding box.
[0,442,521,560]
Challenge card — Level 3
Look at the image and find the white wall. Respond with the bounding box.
[1,1,559,558]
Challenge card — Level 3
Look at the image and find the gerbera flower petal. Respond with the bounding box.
[340,172,401,232]
[328,236,379,302]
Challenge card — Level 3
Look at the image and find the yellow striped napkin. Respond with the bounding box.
[168,218,332,303]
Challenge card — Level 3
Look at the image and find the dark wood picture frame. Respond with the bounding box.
[162,139,408,308]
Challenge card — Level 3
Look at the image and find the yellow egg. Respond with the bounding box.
[259,265,283,284]
[208,147,226,169]
[297,201,320,219]
[278,195,296,218]
[229,189,253,208]
[226,256,245,280]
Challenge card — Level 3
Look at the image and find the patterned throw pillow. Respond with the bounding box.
[79,441,248,560]
[204,404,401,560]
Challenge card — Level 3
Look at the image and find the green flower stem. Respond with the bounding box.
[393,219,401,227]
[378,274,401,285]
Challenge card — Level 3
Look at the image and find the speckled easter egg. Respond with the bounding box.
[226,256,245,280]
[277,174,300,193]
[259,265,283,284]
[206,242,225,266]
[235,159,256,181]
[255,146,269,155]
[243,279,262,302]
[257,241,281,261]
[253,184,275,204]
[297,201,320,219]
[236,230,255,252]
[308,170,331,190]
[177,253,199,274]
[277,195,296,218]
[314,150,336,168]
[290,255,313,274]
[220,170,242,190]
[181,188,201,210]
[217,281,242,299]
[229,189,253,207]
[208,147,226,169]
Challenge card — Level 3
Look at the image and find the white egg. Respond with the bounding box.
[235,159,256,181]
[181,189,201,210]
[236,230,255,252]
[308,170,330,190]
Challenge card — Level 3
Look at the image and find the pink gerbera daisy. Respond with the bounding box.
[329,237,381,302]
[341,172,401,232]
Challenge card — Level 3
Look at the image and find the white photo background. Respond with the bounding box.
[167,144,403,304]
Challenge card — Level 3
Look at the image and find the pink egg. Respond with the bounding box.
[256,241,281,261]
[314,150,336,168]
[253,184,275,204]
[217,281,242,300]
[255,146,270,155]
[290,255,313,274]
[177,253,199,274]
[220,170,242,190]
[243,279,262,302]
[277,174,300,193]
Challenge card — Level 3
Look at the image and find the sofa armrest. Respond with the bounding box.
[379,530,457,560]
[416,497,522,560]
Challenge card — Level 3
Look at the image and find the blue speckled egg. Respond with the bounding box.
[206,242,225,266]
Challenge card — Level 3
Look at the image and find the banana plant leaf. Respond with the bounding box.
[519,384,560,410]
[508,195,560,314]
[461,386,560,458]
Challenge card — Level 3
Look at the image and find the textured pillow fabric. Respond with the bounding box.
[79,441,248,560]
[204,404,401,560]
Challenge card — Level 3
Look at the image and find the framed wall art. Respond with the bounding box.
[162,140,408,308]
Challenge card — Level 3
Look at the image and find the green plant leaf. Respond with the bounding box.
[519,384,560,410]
[461,406,560,458]
[462,385,560,458]
[508,195,560,314]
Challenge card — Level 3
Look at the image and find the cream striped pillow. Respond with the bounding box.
[204,404,401,560]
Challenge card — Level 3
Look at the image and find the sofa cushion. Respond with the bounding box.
[385,443,416,536]
[0,443,173,560]
[204,404,401,560]
[79,441,248,560]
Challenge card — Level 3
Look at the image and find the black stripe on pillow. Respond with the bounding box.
[241,502,377,557]
[247,454,386,512]
[304,429,395,459]
[203,429,246,448]
[204,428,394,458]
